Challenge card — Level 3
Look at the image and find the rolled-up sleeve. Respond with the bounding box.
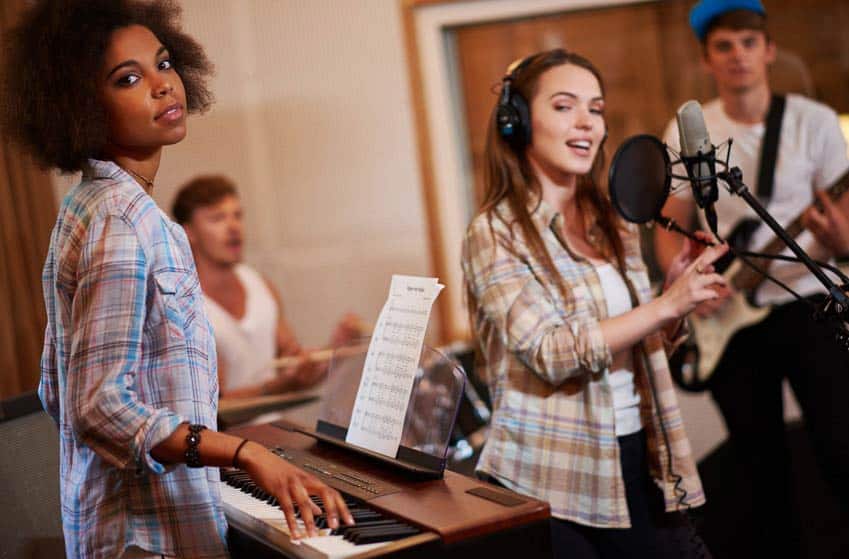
[463,219,612,386]
[67,213,181,473]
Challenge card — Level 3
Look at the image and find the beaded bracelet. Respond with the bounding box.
[185,424,207,468]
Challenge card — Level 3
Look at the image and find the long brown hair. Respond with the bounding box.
[470,49,626,315]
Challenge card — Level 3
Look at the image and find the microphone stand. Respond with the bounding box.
[717,166,849,349]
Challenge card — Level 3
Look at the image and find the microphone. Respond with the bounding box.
[607,133,711,247]
[676,100,719,234]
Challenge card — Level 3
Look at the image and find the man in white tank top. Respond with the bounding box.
[173,176,363,398]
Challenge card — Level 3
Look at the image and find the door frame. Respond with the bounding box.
[400,0,651,341]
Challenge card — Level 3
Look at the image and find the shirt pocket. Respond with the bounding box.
[150,269,206,344]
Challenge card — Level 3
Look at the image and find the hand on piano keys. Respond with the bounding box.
[235,441,355,538]
[221,468,426,558]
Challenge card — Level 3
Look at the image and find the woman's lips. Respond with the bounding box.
[155,103,183,122]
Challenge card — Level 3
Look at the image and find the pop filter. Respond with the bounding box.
[608,134,671,224]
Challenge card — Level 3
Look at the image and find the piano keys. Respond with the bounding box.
[223,423,552,559]
[221,468,438,558]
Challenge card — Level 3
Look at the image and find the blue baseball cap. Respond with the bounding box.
[689,0,766,41]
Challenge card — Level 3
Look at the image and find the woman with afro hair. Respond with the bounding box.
[1,2,352,557]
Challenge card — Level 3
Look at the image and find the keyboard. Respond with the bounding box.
[222,422,551,558]
[221,465,436,559]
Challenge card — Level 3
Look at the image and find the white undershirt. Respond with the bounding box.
[663,94,849,305]
[595,263,642,437]
[203,264,279,391]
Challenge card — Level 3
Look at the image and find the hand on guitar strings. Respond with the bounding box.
[802,190,849,260]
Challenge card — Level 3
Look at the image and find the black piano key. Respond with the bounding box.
[350,511,382,521]
[344,523,419,541]
[338,519,402,539]
[353,526,420,545]
[347,524,415,543]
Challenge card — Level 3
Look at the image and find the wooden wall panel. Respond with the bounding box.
[452,0,849,212]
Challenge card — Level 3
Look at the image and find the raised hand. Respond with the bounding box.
[658,240,729,321]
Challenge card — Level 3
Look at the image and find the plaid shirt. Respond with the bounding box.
[39,160,228,558]
[462,198,705,528]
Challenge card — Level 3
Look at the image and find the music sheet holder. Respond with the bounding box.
[273,340,466,479]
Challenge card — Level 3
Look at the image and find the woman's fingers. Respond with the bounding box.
[697,242,729,266]
[277,490,301,538]
[336,492,355,525]
[318,486,340,530]
[291,479,318,537]
[696,272,726,289]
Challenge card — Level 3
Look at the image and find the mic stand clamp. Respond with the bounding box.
[718,167,849,350]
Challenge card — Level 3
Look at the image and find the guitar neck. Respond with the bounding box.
[732,168,849,292]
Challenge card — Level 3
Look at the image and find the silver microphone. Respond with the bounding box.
[676,100,718,210]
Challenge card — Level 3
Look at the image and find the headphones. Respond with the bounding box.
[496,56,533,151]
[496,53,609,152]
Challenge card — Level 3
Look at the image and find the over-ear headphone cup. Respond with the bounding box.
[509,93,531,148]
[497,92,531,150]
[496,104,518,137]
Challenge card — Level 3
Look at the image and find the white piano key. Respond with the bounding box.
[220,483,393,558]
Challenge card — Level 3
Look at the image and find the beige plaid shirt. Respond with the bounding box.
[462,197,705,528]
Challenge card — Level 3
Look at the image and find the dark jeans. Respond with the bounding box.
[548,431,710,559]
[709,296,849,558]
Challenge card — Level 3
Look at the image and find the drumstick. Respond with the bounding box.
[267,348,336,369]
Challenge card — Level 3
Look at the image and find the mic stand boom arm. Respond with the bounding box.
[718,166,849,318]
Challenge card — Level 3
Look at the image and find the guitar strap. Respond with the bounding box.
[734,94,786,252]
[756,94,786,204]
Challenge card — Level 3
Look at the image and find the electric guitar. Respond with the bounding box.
[670,169,849,391]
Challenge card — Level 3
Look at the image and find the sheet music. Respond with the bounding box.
[345,275,443,457]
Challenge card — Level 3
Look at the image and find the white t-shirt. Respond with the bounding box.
[595,263,642,437]
[663,94,849,305]
[204,264,279,391]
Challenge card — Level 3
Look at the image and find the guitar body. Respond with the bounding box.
[670,220,768,391]
[668,170,849,391]
[689,262,772,379]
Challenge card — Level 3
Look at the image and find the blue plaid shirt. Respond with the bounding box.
[39,159,228,558]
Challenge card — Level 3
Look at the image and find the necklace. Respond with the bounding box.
[124,167,154,192]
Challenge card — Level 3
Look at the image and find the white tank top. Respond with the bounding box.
[595,263,642,437]
[204,264,278,391]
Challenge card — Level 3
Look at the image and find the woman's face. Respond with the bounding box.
[526,63,605,182]
[98,25,187,154]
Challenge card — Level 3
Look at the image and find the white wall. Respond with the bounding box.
[54,0,433,347]
[48,0,792,462]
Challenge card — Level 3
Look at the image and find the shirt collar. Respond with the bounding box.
[82,158,149,196]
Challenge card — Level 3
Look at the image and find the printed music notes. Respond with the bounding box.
[346,275,443,457]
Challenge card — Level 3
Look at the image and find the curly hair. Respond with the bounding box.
[0,0,214,172]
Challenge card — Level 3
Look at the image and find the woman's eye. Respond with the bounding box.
[555,104,572,112]
[158,59,173,71]
[590,108,605,115]
[116,74,140,87]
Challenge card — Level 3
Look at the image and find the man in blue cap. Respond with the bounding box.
[655,1,849,557]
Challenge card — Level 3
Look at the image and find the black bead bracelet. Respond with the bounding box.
[185,424,207,468]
